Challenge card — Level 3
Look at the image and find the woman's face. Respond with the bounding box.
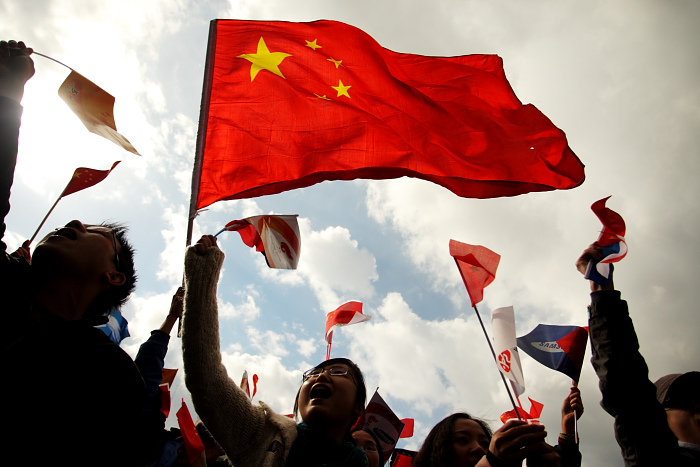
[450,418,489,467]
[297,363,359,429]
[352,430,381,467]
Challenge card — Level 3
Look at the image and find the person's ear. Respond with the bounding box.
[105,271,126,287]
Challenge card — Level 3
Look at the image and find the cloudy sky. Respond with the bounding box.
[3,1,699,465]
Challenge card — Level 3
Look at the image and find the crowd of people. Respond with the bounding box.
[1,40,698,467]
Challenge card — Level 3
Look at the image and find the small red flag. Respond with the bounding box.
[591,196,626,246]
[217,215,301,269]
[325,301,370,342]
[193,19,584,210]
[159,384,171,417]
[500,397,544,423]
[449,240,500,306]
[399,418,415,438]
[161,368,178,387]
[176,399,205,465]
[62,161,120,197]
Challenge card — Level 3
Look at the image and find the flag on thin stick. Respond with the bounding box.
[449,240,500,306]
[216,215,300,269]
[517,324,589,382]
[325,301,370,360]
[586,196,627,284]
[492,306,526,396]
[59,71,139,155]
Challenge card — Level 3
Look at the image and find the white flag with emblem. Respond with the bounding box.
[492,306,526,396]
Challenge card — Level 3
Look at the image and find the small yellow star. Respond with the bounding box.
[314,93,331,100]
[327,57,343,68]
[331,79,351,98]
[305,39,322,50]
[238,37,292,82]
[74,172,82,179]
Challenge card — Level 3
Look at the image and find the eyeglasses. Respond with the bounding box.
[86,226,120,270]
[302,365,353,382]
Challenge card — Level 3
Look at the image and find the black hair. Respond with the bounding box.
[293,357,367,422]
[84,222,137,321]
[413,412,492,467]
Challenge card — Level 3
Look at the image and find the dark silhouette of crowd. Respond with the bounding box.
[1,39,698,467]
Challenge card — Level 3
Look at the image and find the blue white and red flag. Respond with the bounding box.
[517,324,589,382]
[586,196,627,284]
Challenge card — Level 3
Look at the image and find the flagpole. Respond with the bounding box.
[29,185,68,244]
[572,379,579,444]
[472,304,521,419]
[186,19,218,248]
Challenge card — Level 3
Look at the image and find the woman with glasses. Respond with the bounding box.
[182,235,369,467]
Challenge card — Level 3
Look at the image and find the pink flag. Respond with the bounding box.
[449,240,500,306]
[217,215,300,269]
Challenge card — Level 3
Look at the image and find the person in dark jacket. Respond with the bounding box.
[576,243,700,466]
[0,39,159,466]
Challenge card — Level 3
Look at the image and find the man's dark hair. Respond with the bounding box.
[413,412,492,467]
[293,357,367,421]
[84,222,137,322]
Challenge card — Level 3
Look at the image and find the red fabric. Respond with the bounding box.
[449,240,501,306]
[176,399,205,464]
[399,418,415,438]
[159,384,171,417]
[195,19,584,208]
[393,453,414,467]
[500,397,544,422]
[161,368,178,387]
[591,196,626,246]
[325,301,365,341]
[62,161,120,197]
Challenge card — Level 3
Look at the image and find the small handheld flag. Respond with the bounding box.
[500,397,544,423]
[176,399,205,464]
[356,390,406,461]
[59,70,140,155]
[517,324,589,382]
[29,161,121,244]
[325,301,370,360]
[215,215,300,269]
[586,196,627,285]
[492,306,526,396]
[449,240,500,306]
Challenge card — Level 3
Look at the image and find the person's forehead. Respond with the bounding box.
[452,419,487,436]
[353,431,376,444]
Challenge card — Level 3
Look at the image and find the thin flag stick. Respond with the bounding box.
[29,185,68,244]
[473,304,521,419]
[32,51,73,70]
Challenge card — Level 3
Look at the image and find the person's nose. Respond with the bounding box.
[315,368,333,383]
[65,219,87,233]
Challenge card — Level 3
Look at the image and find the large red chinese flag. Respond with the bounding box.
[191,19,584,213]
[449,239,500,306]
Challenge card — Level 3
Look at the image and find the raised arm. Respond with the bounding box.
[182,235,296,464]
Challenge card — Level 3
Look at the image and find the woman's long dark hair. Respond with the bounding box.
[413,413,492,467]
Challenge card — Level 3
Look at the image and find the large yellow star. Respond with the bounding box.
[331,79,351,98]
[238,37,292,82]
[305,39,322,50]
[327,57,343,68]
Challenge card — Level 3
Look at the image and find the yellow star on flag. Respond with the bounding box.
[305,39,322,50]
[332,79,351,98]
[238,37,292,82]
[327,57,343,68]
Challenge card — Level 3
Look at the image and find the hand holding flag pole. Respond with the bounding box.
[449,240,520,419]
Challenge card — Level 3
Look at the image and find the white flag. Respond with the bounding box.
[492,306,526,396]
